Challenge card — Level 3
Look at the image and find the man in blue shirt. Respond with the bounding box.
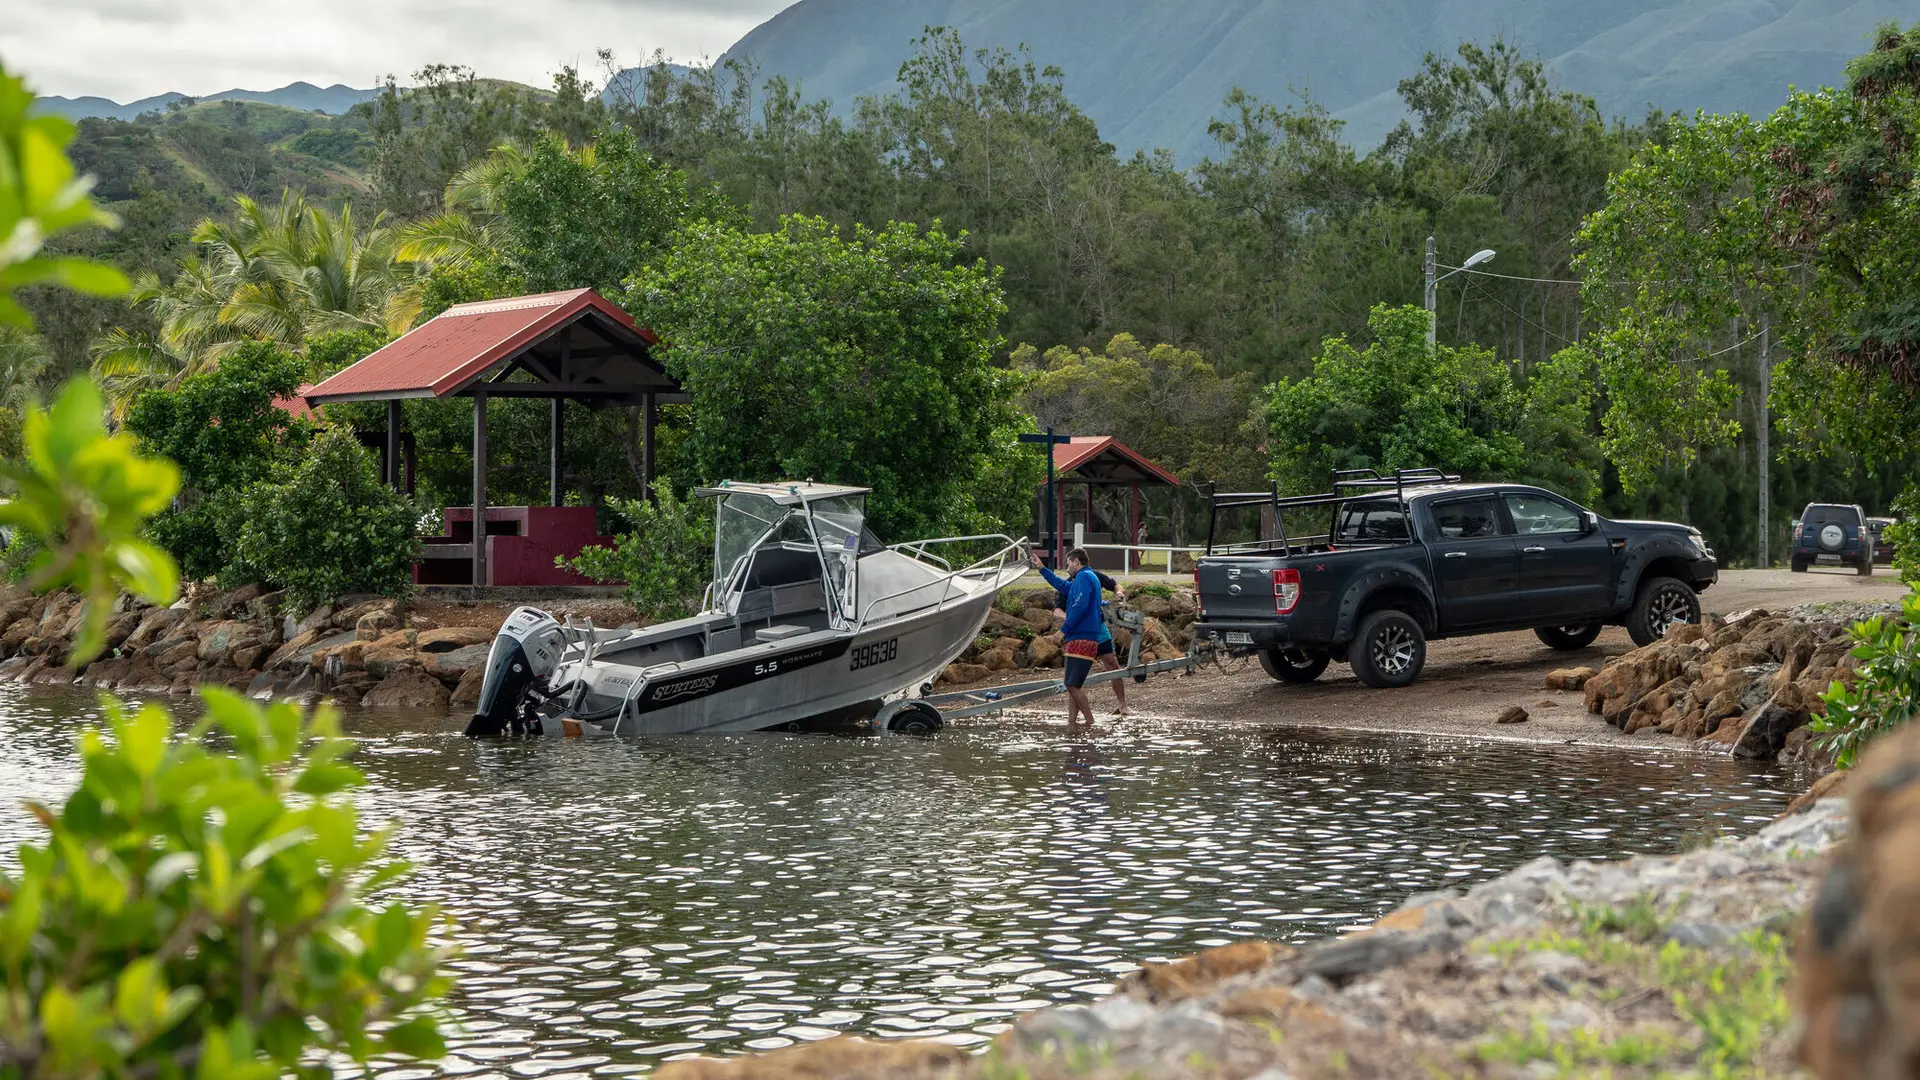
[1033,547,1104,725]
[1046,566,1129,717]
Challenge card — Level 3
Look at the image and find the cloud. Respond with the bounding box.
[1,0,793,102]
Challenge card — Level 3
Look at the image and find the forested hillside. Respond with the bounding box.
[8,29,1914,568]
[721,0,1910,157]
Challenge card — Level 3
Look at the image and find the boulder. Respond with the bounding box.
[245,590,288,624]
[313,641,366,672]
[197,621,270,666]
[1545,666,1597,691]
[103,611,143,652]
[121,608,190,653]
[979,647,1018,672]
[1699,642,1777,682]
[1135,595,1175,620]
[417,626,492,653]
[1495,705,1530,725]
[423,643,490,680]
[150,637,200,670]
[331,598,393,632]
[194,582,265,621]
[262,628,324,672]
[983,608,1027,636]
[360,669,450,709]
[1732,703,1814,761]
[991,635,1026,654]
[939,662,991,686]
[1794,724,1920,1080]
[355,608,401,641]
[450,667,486,707]
[0,619,37,654]
[1584,643,1691,716]
[287,604,333,640]
[1021,608,1056,633]
[1664,622,1710,645]
[1027,634,1063,668]
[362,643,419,679]
[229,643,272,672]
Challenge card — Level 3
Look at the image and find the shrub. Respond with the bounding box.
[563,489,713,621]
[1812,584,1920,768]
[1888,482,1919,586]
[230,427,421,613]
[0,689,450,1079]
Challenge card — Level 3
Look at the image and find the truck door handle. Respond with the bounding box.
[1523,546,1547,553]
[1443,551,1468,559]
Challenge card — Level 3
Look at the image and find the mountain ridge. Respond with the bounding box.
[34,81,378,122]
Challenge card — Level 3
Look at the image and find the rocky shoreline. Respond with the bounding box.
[939,586,1198,684]
[0,583,511,709]
[1561,602,1893,763]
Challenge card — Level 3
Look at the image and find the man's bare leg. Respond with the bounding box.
[1098,655,1129,715]
[1065,687,1094,724]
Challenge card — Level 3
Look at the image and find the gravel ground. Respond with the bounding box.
[971,568,1911,749]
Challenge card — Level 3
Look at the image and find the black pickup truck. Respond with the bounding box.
[1192,469,1718,688]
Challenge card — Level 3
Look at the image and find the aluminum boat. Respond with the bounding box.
[465,481,1030,736]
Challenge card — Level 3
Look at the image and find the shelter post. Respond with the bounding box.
[473,387,489,587]
[384,400,401,489]
[549,397,564,507]
[642,393,657,503]
[1130,484,1141,574]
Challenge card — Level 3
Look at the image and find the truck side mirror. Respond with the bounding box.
[1581,511,1599,535]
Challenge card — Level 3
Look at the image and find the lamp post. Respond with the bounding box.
[1018,428,1072,567]
[1424,237,1496,347]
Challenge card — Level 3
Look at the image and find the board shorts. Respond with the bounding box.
[1096,639,1116,659]
[1064,638,1099,688]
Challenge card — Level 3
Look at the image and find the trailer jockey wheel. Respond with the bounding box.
[887,701,944,735]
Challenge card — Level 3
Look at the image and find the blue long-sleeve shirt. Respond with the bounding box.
[1052,570,1116,643]
[1039,565,1105,641]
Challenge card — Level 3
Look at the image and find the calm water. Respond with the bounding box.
[0,684,1808,1073]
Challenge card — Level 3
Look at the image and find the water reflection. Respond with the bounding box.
[0,685,1809,1073]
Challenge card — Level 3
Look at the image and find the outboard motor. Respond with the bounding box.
[466,607,565,736]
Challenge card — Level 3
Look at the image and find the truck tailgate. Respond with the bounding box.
[1196,559,1289,622]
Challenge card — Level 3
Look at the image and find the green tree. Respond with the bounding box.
[628,215,1037,538]
[122,341,311,582]
[496,129,737,294]
[230,426,421,613]
[564,489,714,620]
[1266,304,1527,494]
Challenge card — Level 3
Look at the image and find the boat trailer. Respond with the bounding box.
[873,605,1210,730]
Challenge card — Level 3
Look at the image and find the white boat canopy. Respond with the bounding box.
[695,480,872,506]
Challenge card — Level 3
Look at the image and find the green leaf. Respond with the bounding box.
[380,1016,446,1059]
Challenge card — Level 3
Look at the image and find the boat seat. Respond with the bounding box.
[735,581,827,622]
[755,624,810,643]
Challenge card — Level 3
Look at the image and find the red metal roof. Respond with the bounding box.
[271,383,318,421]
[1051,436,1180,487]
[305,289,666,404]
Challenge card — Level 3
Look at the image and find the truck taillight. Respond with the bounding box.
[1271,568,1301,614]
[1793,522,1803,539]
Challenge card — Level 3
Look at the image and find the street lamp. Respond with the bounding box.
[1423,236,1496,347]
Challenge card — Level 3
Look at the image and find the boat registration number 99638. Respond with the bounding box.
[850,638,898,671]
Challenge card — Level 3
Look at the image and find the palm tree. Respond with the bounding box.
[92,190,431,409]
[395,143,533,265]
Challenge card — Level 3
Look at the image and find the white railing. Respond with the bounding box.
[862,535,1027,626]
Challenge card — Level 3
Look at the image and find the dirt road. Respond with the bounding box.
[1020,568,1910,748]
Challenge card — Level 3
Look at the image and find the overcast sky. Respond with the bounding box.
[6,0,794,102]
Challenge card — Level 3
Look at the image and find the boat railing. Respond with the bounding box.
[860,535,1025,626]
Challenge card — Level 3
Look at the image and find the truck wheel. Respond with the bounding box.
[1790,558,1808,573]
[1858,556,1874,577]
[1626,576,1700,647]
[1350,610,1426,689]
[1534,622,1603,651]
[1259,647,1330,684]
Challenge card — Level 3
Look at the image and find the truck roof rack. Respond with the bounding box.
[1203,467,1463,556]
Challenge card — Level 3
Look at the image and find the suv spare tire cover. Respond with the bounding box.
[1820,523,1845,550]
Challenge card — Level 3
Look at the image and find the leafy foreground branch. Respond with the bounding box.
[0,689,451,1080]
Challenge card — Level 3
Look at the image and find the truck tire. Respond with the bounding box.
[1626,576,1700,647]
[1349,609,1426,689]
[1534,622,1603,651]
[1259,647,1330,684]
[1858,556,1874,577]
[1791,558,1808,573]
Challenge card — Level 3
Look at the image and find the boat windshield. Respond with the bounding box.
[805,494,868,624]
[713,492,786,589]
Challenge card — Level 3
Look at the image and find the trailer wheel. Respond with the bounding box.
[1350,609,1426,689]
[1258,647,1330,684]
[887,701,945,735]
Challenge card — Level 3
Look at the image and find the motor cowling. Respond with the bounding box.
[465,607,564,736]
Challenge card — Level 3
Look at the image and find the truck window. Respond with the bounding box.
[1430,497,1505,539]
[1504,493,1582,535]
[1336,501,1409,542]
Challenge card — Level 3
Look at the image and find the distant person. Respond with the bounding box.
[1034,547,1102,725]
[1047,560,1129,717]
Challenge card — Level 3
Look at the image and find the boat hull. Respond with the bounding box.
[561,575,1009,735]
